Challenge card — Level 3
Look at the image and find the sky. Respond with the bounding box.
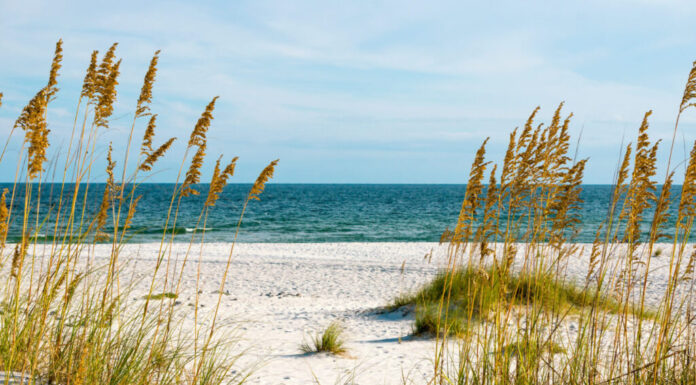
[1,0,696,183]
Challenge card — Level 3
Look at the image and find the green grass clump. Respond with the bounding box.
[300,322,347,355]
[143,292,178,300]
[502,336,566,359]
[401,266,651,336]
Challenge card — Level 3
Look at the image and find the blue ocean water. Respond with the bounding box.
[0,184,680,243]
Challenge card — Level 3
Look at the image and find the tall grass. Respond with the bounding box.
[0,41,278,384]
[418,61,696,384]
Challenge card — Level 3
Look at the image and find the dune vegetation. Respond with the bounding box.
[300,322,348,356]
[403,60,696,384]
[0,41,278,384]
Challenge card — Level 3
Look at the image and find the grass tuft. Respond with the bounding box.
[300,322,347,355]
[143,292,178,300]
[400,266,653,336]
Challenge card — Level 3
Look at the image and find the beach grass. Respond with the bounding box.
[143,292,178,300]
[397,58,696,384]
[300,322,348,356]
[0,41,277,384]
[403,266,654,337]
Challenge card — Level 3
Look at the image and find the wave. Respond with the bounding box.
[186,227,214,232]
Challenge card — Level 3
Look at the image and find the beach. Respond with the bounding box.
[28,241,681,385]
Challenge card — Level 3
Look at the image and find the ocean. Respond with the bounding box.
[0,184,679,243]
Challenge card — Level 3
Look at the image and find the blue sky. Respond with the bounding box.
[1,0,696,183]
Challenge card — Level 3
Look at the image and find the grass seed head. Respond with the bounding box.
[140,137,175,172]
[188,97,218,148]
[141,114,157,155]
[15,88,49,179]
[0,188,8,248]
[680,60,696,113]
[136,50,160,118]
[249,159,279,201]
[81,50,99,100]
[206,156,238,207]
[46,39,63,100]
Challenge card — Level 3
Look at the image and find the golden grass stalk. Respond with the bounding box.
[123,195,142,232]
[188,97,218,148]
[181,144,206,197]
[46,39,63,101]
[680,60,696,113]
[453,138,489,249]
[139,137,176,172]
[1,41,254,385]
[140,114,157,155]
[205,156,238,207]
[15,89,49,180]
[0,188,7,251]
[249,159,279,200]
[81,50,99,101]
[95,184,110,242]
[136,50,160,118]
[94,44,120,128]
[476,165,498,260]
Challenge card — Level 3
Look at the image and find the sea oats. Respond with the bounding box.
[500,128,517,192]
[206,156,238,207]
[679,140,696,222]
[181,143,206,197]
[549,159,587,247]
[649,171,674,243]
[140,137,175,172]
[95,185,110,233]
[141,114,157,155]
[249,159,279,201]
[188,97,218,148]
[15,88,49,179]
[136,50,160,118]
[123,195,142,231]
[477,165,498,259]
[95,58,121,128]
[81,50,99,100]
[0,188,8,248]
[680,60,696,113]
[453,138,489,244]
[10,243,22,278]
[46,39,63,101]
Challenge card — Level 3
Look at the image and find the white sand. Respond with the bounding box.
[100,242,445,385]
[17,242,695,384]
